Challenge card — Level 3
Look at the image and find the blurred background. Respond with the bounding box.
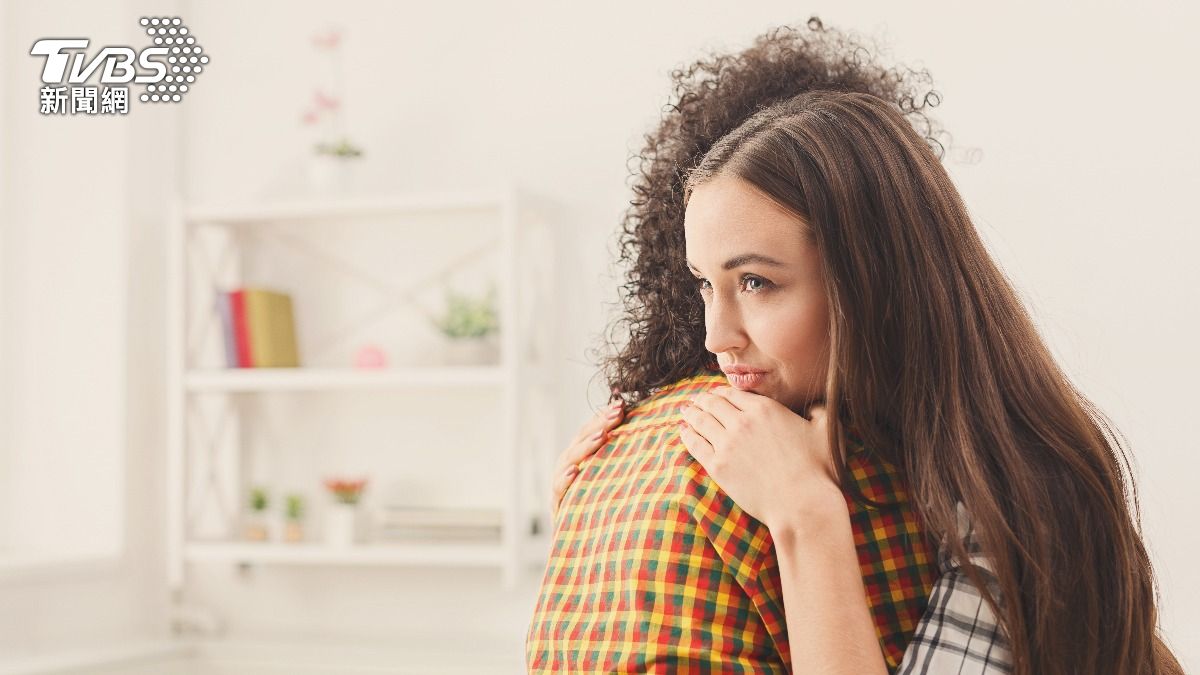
[1,0,1196,673]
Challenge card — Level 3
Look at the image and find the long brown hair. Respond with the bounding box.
[599,20,1185,675]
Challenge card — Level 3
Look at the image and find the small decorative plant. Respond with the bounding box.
[283,493,306,543]
[323,477,368,505]
[301,27,363,192]
[244,486,270,542]
[314,138,363,158]
[285,493,306,519]
[433,284,499,340]
[301,28,362,160]
[250,487,269,511]
[323,477,367,547]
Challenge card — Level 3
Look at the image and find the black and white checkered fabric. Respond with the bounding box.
[897,502,1014,674]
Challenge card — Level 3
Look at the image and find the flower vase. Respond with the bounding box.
[324,503,359,547]
[307,155,358,194]
[441,334,500,366]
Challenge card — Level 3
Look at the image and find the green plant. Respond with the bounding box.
[249,486,269,512]
[433,284,499,339]
[314,138,364,158]
[284,494,306,521]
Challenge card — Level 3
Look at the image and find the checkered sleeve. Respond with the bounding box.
[895,502,1014,674]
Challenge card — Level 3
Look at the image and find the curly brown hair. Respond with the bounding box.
[595,17,945,407]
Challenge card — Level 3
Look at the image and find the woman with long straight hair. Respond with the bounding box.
[673,88,1183,674]
[547,18,1185,675]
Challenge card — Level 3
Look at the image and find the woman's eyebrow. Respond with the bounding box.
[686,253,786,272]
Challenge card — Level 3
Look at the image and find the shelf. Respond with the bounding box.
[185,189,513,225]
[184,366,507,392]
[168,186,553,594]
[184,540,508,567]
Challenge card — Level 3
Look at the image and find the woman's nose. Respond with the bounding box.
[703,297,747,355]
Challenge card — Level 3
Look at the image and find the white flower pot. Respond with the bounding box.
[324,503,359,547]
[440,335,499,366]
[307,155,359,194]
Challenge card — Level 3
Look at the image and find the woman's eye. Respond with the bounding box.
[694,274,771,294]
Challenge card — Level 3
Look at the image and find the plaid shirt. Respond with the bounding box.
[897,501,1013,673]
[527,371,955,672]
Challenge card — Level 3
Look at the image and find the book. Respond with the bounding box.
[230,290,253,367]
[215,291,237,368]
[242,288,299,367]
[373,526,499,542]
[218,287,300,368]
[375,506,502,529]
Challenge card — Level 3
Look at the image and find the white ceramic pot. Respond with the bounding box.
[440,335,500,366]
[324,503,359,547]
[307,155,359,194]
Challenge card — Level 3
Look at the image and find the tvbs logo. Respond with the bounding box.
[31,17,208,115]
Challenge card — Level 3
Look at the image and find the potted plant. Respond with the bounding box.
[283,493,307,543]
[323,477,367,547]
[244,486,270,542]
[432,283,500,365]
[301,28,364,193]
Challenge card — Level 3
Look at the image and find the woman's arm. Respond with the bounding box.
[769,490,890,675]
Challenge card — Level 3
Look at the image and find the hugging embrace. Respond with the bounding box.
[526,17,1184,675]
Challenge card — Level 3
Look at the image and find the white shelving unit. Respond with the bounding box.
[165,186,556,601]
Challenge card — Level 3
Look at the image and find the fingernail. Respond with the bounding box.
[565,465,578,476]
[589,431,602,440]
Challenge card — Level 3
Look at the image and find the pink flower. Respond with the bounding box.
[323,477,368,505]
[312,29,342,51]
[313,90,340,111]
[301,109,320,126]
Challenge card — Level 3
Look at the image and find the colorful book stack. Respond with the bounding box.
[215,287,300,368]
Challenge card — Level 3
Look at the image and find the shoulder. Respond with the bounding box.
[618,371,727,432]
[895,501,1013,674]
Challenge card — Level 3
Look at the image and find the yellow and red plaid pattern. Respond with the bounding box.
[526,371,939,673]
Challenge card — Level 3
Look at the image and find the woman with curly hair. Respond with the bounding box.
[533,18,1184,675]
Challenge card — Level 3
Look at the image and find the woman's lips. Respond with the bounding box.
[726,371,768,390]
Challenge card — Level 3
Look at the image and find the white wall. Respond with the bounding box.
[1,26,127,562]
[1,0,1195,670]
[0,0,172,662]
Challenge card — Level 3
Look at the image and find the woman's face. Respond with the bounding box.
[684,173,831,414]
